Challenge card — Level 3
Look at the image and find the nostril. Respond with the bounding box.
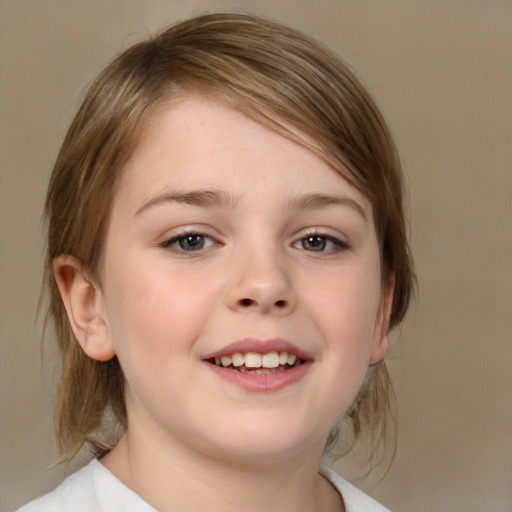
[237,298,289,309]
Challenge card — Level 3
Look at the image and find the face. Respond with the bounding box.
[93,96,391,462]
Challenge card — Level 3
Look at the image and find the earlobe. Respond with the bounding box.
[369,274,395,365]
[369,334,390,365]
[53,255,116,361]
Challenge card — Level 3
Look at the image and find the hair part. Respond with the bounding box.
[45,12,414,465]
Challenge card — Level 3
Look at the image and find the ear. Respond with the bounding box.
[369,274,395,365]
[53,255,116,361]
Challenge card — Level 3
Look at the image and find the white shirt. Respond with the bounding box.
[17,460,391,512]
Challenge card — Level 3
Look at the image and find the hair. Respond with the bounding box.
[44,12,414,465]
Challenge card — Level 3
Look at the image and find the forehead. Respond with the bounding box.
[115,95,370,210]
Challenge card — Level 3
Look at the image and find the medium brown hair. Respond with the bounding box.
[45,12,414,464]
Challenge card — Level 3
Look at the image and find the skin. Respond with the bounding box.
[54,95,393,512]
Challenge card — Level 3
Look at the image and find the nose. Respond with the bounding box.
[225,246,297,315]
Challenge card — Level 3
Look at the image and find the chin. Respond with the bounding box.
[204,422,325,465]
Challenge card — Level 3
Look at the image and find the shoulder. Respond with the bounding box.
[319,465,392,512]
[15,461,99,512]
[15,459,156,512]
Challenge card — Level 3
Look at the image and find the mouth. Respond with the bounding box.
[204,339,312,392]
[207,351,305,375]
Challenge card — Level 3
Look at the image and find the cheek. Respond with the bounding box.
[313,267,381,341]
[316,274,381,413]
[102,258,215,366]
[101,270,203,411]
[307,266,383,406]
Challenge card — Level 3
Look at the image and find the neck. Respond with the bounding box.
[101,430,343,512]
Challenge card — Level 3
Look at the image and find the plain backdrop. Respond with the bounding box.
[1,1,511,511]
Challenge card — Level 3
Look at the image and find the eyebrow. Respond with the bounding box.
[286,193,368,221]
[135,189,240,216]
[135,189,367,221]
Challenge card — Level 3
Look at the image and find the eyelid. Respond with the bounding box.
[158,223,220,243]
[160,228,219,254]
[291,229,350,252]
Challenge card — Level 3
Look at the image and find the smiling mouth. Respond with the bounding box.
[208,351,304,374]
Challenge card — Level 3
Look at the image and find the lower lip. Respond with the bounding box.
[205,361,312,392]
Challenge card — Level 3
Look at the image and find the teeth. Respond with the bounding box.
[262,352,280,368]
[231,352,244,367]
[211,351,302,369]
[244,352,262,368]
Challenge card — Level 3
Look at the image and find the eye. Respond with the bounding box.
[293,234,348,253]
[162,232,216,252]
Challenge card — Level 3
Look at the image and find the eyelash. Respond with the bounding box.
[161,230,349,255]
[160,231,216,253]
[292,232,350,253]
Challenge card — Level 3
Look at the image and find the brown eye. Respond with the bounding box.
[178,234,206,250]
[301,235,327,251]
[163,233,215,252]
[293,234,349,253]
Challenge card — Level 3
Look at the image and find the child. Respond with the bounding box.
[18,12,414,512]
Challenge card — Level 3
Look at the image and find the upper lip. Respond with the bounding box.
[203,338,313,361]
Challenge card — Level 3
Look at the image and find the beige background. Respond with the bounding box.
[1,1,511,510]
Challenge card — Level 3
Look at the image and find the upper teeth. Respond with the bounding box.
[214,351,297,369]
